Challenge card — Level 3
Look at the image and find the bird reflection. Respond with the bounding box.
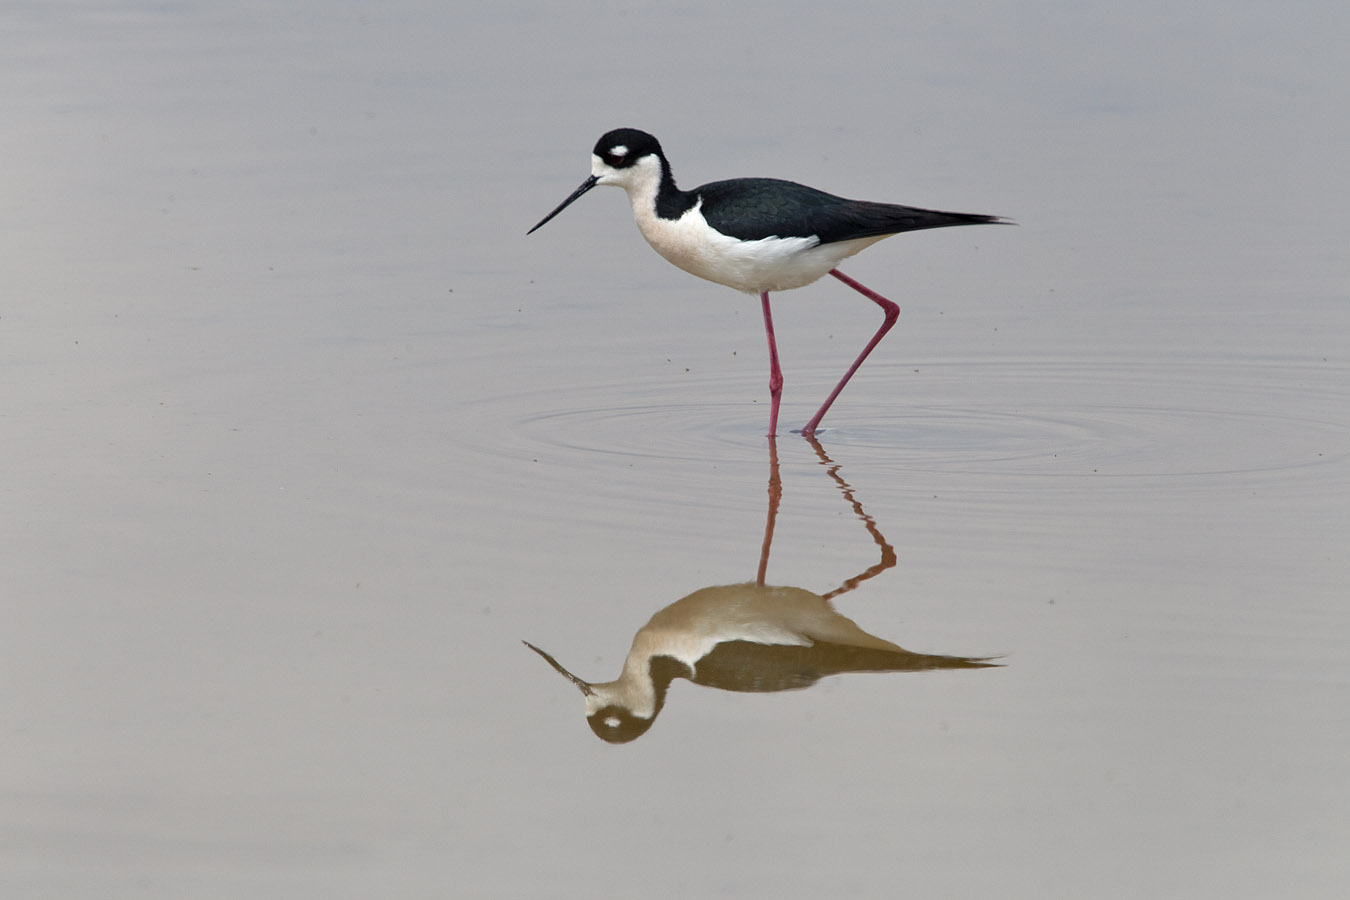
[525,437,996,743]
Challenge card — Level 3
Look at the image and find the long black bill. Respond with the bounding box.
[527,174,599,235]
[522,640,594,696]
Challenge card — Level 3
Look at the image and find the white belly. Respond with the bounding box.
[631,197,885,294]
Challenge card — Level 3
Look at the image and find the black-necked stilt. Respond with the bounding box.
[523,583,994,743]
[524,437,997,743]
[528,128,1008,436]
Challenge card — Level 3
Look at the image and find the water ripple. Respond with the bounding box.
[460,354,1350,492]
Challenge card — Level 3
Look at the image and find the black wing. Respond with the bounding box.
[696,177,1004,244]
[689,639,998,693]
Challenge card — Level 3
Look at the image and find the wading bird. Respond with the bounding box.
[528,128,1006,436]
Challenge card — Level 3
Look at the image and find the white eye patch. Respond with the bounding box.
[609,144,628,158]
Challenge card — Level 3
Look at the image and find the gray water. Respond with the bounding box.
[4,2,1348,897]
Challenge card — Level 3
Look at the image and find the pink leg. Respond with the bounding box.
[756,436,781,586]
[760,291,784,437]
[799,269,900,437]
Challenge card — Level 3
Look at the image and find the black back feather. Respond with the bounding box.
[696,177,1003,244]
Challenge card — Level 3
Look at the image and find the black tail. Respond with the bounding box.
[825,201,1011,243]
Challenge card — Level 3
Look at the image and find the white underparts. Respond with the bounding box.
[594,153,887,294]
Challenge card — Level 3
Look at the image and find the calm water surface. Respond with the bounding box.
[4,2,1348,898]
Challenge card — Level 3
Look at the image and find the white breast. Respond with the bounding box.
[627,192,884,294]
